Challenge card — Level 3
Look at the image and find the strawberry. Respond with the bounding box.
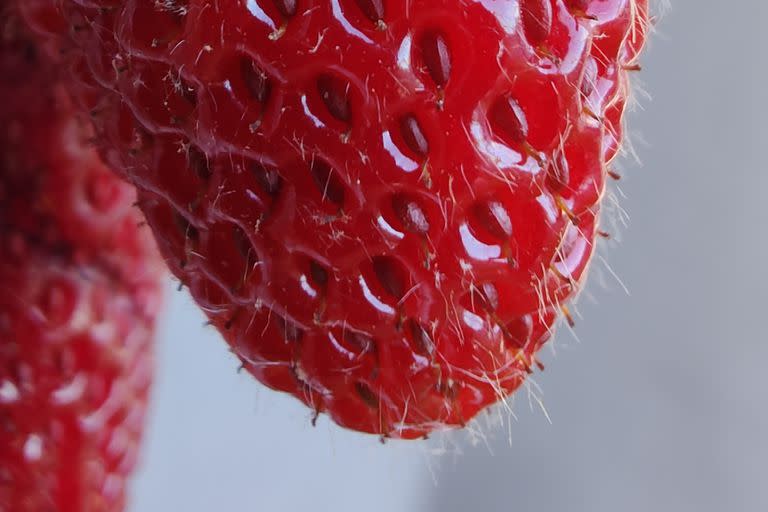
[0,13,163,511]
[21,0,648,438]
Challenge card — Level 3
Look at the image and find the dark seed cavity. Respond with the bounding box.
[490,95,528,145]
[309,260,329,288]
[399,114,429,156]
[371,256,407,299]
[521,0,553,46]
[502,315,534,349]
[355,382,379,409]
[174,213,199,242]
[346,331,376,354]
[407,319,435,357]
[232,225,254,260]
[473,200,513,240]
[317,74,352,123]
[188,146,211,181]
[187,146,213,181]
[240,57,271,103]
[310,159,346,206]
[332,327,377,357]
[391,194,429,234]
[419,31,451,87]
[273,0,297,17]
[250,161,282,198]
[546,150,570,191]
[466,282,499,313]
[355,0,385,22]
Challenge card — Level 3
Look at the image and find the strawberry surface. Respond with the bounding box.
[0,12,163,511]
[21,0,648,438]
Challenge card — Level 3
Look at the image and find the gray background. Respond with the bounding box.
[131,2,768,511]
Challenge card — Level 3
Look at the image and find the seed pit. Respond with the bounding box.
[418,31,451,87]
[355,381,379,409]
[346,331,376,354]
[240,57,272,104]
[187,146,211,181]
[490,94,528,146]
[406,319,435,358]
[316,74,352,123]
[471,200,513,240]
[273,0,297,17]
[309,159,346,206]
[391,193,429,234]
[354,0,385,23]
[249,161,282,198]
[502,315,534,349]
[309,259,329,289]
[196,222,262,295]
[331,327,377,357]
[521,0,553,46]
[463,282,499,314]
[399,114,429,156]
[546,150,570,192]
[174,213,199,243]
[232,225,254,261]
[371,256,408,299]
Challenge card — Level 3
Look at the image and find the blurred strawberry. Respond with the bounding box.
[0,11,164,511]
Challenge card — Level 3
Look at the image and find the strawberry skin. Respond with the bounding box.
[21,0,648,438]
[0,13,163,511]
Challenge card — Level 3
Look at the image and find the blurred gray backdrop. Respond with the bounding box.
[131,2,768,511]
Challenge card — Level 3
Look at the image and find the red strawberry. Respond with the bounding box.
[0,13,163,511]
[21,0,648,438]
